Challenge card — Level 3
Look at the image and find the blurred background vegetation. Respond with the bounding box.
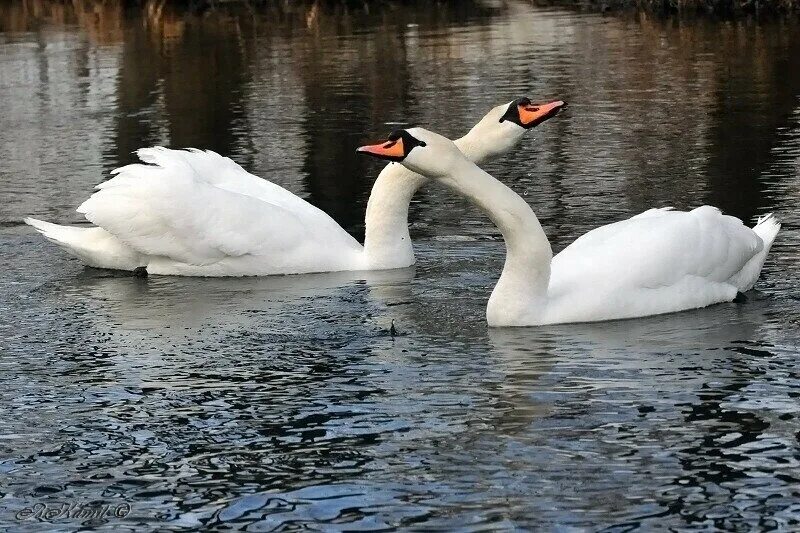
[0,0,797,30]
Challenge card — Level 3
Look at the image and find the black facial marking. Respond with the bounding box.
[358,129,428,162]
[389,129,426,148]
[499,97,533,128]
[380,129,426,161]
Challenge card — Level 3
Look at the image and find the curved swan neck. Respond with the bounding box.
[452,131,493,162]
[362,163,425,269]
[362,130,499,269]
[437,158,552,325]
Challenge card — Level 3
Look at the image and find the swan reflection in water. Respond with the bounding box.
[66,265,416,331]
[47,260,778,407]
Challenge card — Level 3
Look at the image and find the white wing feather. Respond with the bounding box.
[78,148,362,275]
[545,206,764,322]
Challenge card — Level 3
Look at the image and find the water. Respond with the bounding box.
[1,1,799,530]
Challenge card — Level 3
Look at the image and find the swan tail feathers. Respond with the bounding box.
[25,217,81,245]
[754,213,781,245]
[24,217,143,271]
[730,213,781,292]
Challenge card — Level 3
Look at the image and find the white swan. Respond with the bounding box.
[357,128,781,326]
[25,99,565,277]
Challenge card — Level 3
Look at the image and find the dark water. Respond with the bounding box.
[1,1,800,530]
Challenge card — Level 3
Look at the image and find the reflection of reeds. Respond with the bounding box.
[143,0,187,43]
[0,0,793,45]
[0,0,124,42]
[0,0,249,45]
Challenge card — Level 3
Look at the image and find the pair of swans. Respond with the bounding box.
[26,99,780,326]
[25,98,548,276]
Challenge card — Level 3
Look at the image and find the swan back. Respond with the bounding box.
[79,148,363,274]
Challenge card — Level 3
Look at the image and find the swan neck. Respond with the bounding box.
[362,163,425,269]
[453,129,496,163]
[439,158,552,325]
[362,131,497,269]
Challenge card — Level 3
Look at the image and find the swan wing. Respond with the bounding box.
[103,147,317,213]
[555,206,761,282]
[629,206,675,219]
[79,152,362,274]
[547,206,763,321]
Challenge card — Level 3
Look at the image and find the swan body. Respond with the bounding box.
[29,148,364,276]
[357,127,780,326]
[542,207,779,325]
[26,98,552,276]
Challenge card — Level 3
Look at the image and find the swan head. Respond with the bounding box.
[465,98,567,158]
[357,127,462,179]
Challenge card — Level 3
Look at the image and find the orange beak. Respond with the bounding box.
[518,100,567,128]
[356,138,406,161]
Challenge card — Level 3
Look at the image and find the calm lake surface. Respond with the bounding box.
[1,1,800,530]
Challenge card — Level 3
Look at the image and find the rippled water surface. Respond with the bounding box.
[1,1,800,530]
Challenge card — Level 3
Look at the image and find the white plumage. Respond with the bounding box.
[368,127,781,326]
[544,206,780,324]
[25,100,535,276]
[28,148,364,276]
